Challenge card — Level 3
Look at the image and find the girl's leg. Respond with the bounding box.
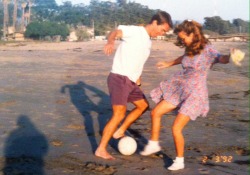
[150,100,176,141]
[172,113,190,157]
[168,113,190,170]
[140,100,176,156]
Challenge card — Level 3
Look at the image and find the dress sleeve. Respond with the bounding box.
[205,45,221,65]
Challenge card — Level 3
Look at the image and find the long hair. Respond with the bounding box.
[149,11,173,28]
[174,20,210,57]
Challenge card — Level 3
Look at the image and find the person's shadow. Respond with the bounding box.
[3,115,48,175]
[61,81,112,152]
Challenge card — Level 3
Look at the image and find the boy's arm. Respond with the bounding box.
[104,29,123,56]
[136,76,141,86]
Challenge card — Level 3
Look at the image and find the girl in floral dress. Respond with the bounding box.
[140,20,230,171]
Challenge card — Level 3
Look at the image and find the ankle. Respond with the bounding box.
[175,157,184,163]
[148,140,160,147]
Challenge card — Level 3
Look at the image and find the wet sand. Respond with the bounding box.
[0,40,248,175]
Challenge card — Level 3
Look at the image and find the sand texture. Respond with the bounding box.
[0,40,248,175]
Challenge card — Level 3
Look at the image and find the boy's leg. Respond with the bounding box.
[113,98,149,139]
[95,105,126,159]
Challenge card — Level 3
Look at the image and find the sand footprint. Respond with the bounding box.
[198,168,210,174]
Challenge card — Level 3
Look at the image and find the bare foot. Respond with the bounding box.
[95,148,115,160]
[113,129,125,139]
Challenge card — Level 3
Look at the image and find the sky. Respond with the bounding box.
[55,0,249,23]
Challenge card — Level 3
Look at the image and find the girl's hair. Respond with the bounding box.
[149,11,173,28]
[174,20,210,57]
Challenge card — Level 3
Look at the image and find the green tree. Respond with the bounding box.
[116,0,126,7]
[55,1,89,26]
[204,16,249,35]
[204,16,231,34]
[31,0,58,21]
[32,0,57,9]
[233,18,249,33]
[0,3,3,38]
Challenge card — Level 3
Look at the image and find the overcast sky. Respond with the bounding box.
[55,0,249,23]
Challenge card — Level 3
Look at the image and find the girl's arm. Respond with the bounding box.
[156,55,183,69]
[217,54,230,64]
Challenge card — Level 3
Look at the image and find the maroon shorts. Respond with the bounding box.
[107,73,146,105]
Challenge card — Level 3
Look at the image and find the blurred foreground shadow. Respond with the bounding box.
[61,81,111,152]
[3,115,48,175]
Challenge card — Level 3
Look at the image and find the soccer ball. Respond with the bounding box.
[118,136,137,155]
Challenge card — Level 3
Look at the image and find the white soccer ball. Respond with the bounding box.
[118,136,137,155]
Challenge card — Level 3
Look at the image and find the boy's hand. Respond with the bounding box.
[104,43,114,56]
[136,77,141,86]
[103,29,122,56]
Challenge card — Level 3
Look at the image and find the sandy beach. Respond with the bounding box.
[0,40,248,175]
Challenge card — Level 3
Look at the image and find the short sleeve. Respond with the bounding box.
[204,45,221,65]
[118,25,137,39]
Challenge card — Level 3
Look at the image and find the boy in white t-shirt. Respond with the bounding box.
[95,11,173,160]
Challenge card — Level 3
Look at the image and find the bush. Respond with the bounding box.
[203,30,220,37]
[76,29,91,41]
[25,21,69,40]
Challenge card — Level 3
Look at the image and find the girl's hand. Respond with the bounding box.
[230,48,245,66]
[156,61,172,69]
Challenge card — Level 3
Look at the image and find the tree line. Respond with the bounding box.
[0,0,249,40]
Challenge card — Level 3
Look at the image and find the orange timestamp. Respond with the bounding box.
[202,155,233,164]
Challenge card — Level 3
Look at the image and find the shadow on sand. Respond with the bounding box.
[3,115,48,175]
[61,81,112,152]
[60,81,173,166]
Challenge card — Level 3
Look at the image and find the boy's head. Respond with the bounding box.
[149,11,173,28]
[147,11,173,37]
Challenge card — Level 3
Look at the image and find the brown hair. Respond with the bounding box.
[149,11,173,28]
[174,20,210,57]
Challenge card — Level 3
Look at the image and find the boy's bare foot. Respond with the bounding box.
[95,148,115,160]
[113,129,125,139]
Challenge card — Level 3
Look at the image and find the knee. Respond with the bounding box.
[137,101,149,112]
[172,124,183,135]
[143,101,149,111]
[112,110,125,119]
[151,108,160,118]
[112,106,126,119]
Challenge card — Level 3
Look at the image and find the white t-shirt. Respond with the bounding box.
[111,25,151,82]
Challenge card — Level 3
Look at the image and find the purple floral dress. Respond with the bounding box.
[150,45,221,120]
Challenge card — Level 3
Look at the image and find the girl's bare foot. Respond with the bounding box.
[113,129,125,139]
[95,148,115,160]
